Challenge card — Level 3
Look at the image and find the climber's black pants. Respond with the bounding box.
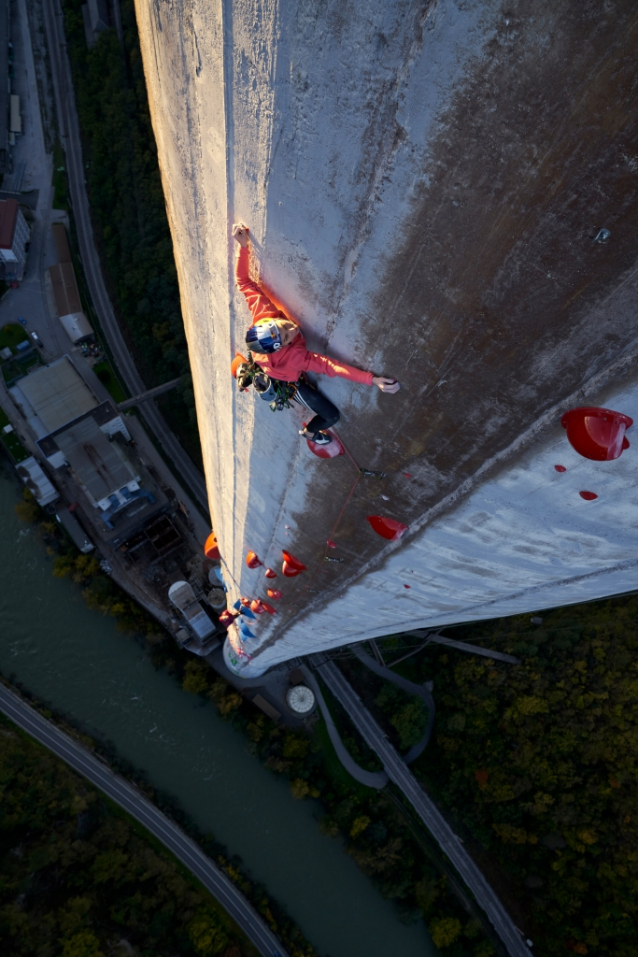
[294,380,340,436]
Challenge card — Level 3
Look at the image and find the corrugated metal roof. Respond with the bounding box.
[50,262,82,316]
[59,312,94,344]
[52,224,72,264]
[55,418,136,501]
[19,357,97,433]
[15,456,58,506]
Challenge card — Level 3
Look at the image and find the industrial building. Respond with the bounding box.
[0,198,29,281]
[50,225,94,345]
[10,356,165,541]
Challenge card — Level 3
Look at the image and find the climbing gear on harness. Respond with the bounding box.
[235,354,297,411]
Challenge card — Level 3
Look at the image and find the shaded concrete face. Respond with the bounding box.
[135,0,638,671]
[264,1,638,629]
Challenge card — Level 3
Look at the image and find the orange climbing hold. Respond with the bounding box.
[367,515,409,541]
[204,532,220,561]
[267,588,283,600]
[561,407,633,461]
[250,599,267,614]
[260,601,277,615]
[264,567,277,579]
[231,353,248,378]
[246,551,262,568]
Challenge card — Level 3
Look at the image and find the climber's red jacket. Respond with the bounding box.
[235,245,374,386]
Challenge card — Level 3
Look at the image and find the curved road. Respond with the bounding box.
[0,682,287,957]
[41,0,210,515]
[316,658,532,957]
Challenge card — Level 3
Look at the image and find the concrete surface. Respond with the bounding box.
[134,0,638,674]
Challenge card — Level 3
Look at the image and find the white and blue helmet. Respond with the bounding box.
[246,319,282,354]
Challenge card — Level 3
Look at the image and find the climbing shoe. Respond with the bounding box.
[300,428,332,445]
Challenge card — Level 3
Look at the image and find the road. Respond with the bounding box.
[0,682,287,957]
[41,0,210,515]
[315,658,532,957]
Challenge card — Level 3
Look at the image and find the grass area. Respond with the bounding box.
[0,408,29,464]
[315,672,384,773]
[312,713,377,797]
[1,350,42,384]
[93,359,126,402]
[0,322,28,351]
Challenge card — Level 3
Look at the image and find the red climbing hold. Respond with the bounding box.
[555,465,567,473]
[231,353,248,378]
[366,515,409,541]
[204,532,220,561]
[267,588,283,600]
[282,550,306,571]
[283,561,303,577]
[404,584,411,589]
[264,567,277,579]
[579,491,598,501]
[250,599,267,614]
[561,407,633,461]
[327,540,337,549]
[260,601,277,615]
[304,428,345,459]
[246,551,262,569]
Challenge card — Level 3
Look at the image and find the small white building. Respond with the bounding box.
[0,198,29,280]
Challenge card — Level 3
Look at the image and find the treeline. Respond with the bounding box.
[61,0,201,464]
[0,713,250,957]
[180,659,497,956]
[376,597,638,957]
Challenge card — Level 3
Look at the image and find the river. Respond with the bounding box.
[0,459,435,957]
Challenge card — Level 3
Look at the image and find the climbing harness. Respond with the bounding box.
[236,354,298,412]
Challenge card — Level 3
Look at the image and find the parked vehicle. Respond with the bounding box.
[31,331,43,349]
[18,316,26,325]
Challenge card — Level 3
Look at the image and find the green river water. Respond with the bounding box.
[0,460,436,957]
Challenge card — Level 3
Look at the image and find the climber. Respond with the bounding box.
[232,223,399,445]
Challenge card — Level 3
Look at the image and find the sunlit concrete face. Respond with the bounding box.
[135,0,638,675]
